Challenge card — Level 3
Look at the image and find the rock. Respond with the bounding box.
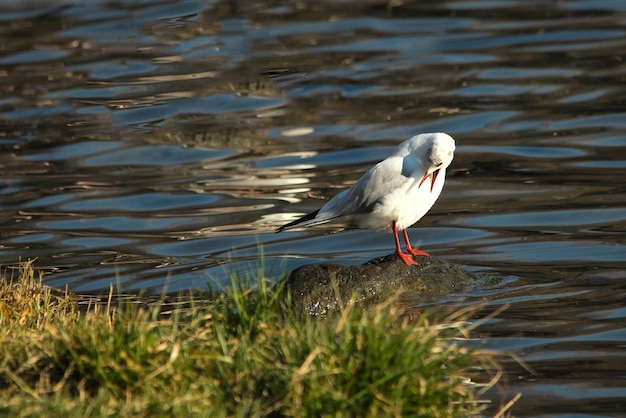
[281,253,478,316]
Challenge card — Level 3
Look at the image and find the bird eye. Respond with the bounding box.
[435,162,443,167]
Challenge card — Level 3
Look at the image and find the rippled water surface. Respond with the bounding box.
[1,0,625,415]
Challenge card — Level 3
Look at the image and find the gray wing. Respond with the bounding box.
[277,153,420,231]
[318,155,413,218]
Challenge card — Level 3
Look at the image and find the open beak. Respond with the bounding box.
[418,169,440,193]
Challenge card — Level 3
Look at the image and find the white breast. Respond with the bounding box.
[353,167,446,231]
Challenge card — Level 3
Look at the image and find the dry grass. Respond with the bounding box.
[0,261,510,417]
[0,260,78,330]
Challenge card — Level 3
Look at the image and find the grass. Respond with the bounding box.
[0,260,504,417]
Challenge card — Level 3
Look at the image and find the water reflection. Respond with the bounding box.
[1,0,626,415]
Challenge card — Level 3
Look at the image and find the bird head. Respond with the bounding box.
[418,133,456,192]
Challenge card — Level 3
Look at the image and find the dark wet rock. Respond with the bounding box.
[281,253,478,316]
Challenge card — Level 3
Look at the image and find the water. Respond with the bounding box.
[1,0,625,415]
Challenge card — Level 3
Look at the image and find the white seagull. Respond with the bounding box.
[277,132,456,266]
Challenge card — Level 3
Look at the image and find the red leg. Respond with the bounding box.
[403,229,430,257]
[393,221,418,266]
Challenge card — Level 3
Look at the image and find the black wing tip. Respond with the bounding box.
[275,209,320,233]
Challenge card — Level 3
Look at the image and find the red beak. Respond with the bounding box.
[418,169,440,192]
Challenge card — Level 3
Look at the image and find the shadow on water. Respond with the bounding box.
[1,0,626,415]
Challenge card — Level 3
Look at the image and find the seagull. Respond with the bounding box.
[277,132,456,266]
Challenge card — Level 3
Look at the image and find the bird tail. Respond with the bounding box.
[276,209,324,232]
